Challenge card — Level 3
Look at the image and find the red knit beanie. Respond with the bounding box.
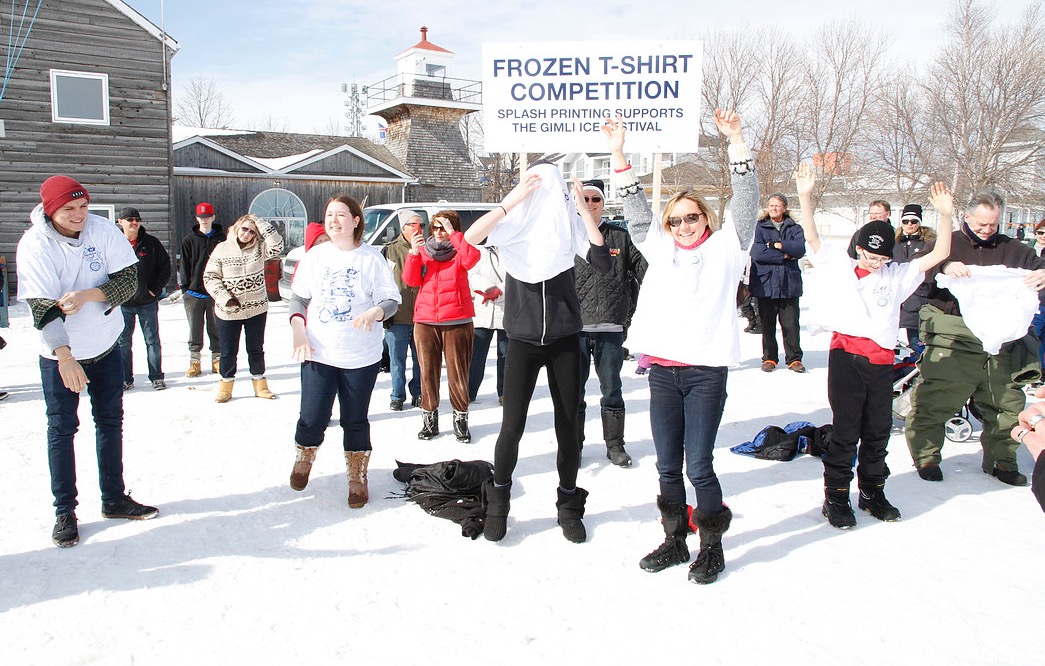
[304,222,328,251]
[40,175,90,217]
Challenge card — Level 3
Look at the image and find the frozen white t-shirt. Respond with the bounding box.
[805,240,924,350]
[17,210,138,359]
[291,242,401,369]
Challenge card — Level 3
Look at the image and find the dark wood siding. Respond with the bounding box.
[0,0,176,294]
[293,151,403,178]
[173,142,265,173]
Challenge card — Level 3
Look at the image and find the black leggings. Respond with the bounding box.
[494,335,582,488]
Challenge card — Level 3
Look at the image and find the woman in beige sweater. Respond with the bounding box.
[203,214,284,402]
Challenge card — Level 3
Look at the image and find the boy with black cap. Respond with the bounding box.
[17,175,159,547]
[794,164,953,529]
[117,206,172,390]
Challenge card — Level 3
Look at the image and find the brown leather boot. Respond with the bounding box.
[252,377,276,399]
[185,361,201,378]
[345,450,371,508]
[215,379,234,403]
[290,444,318,491]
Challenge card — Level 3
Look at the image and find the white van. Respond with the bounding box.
[279,201,498,300]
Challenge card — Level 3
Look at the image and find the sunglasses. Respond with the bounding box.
[902,219,920,224]
[1036,231,1045,236]
[584,196,602,203]
[667,212,705,227]
[238,227,257,236]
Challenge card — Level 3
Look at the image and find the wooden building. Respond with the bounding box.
[172,129,416,251]
[0,0,179,294]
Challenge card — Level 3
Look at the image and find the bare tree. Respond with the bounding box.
[926,0,1045,205]
[174,76,234,129]
[245,114,290,133]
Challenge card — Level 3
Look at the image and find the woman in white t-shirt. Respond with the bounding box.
[285,195,401,509]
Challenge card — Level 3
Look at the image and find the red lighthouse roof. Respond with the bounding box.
[397,26,453,57]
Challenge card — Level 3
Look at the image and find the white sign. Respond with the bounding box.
[481,40,703,153]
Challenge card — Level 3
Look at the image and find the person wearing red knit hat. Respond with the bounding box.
[17,175,159,548]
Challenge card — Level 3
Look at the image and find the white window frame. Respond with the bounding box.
[50,69,110,125]
[88,204,115,221]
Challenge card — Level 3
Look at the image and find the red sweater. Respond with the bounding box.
[403,231,480,323]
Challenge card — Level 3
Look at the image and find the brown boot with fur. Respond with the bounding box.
[345,450,371,508]
[252,377,276,399]
[215,379,234,403]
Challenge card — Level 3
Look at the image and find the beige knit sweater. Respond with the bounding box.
[203,220,284,321]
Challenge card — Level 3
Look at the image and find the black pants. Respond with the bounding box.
[758,297,802,364]
[494,335,582,489]
[822,348,893,488]
[216,313,267,379]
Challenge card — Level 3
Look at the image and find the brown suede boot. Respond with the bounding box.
[252,377,276,399]
[345,450,371,508]
[211,359,221,374]
[290,445,318,491]
[215,379,234,403]
[185,361,201,378]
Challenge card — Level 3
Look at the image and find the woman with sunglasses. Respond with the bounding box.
[203,214,284,403]
[403,210,481,442]
[894,204,936,350]
[608,110,757,585]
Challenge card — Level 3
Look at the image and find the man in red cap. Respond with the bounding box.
[17,175,159,548]
[179,202,223,376]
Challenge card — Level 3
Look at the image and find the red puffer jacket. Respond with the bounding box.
[403,231,481,323]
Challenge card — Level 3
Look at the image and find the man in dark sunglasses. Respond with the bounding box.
[573,179,648,467]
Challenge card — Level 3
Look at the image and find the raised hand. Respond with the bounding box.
[794,162,815,197]
[502,172,542,212]
[601,115,626,154]
[928,182,953,220]
[713,109,743,140]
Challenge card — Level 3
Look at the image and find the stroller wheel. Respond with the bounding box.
[944,416,973,442]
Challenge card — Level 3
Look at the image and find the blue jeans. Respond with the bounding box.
[295,360,380,452]
[469,327,507,401]
[40,347,126,515]
[119,301,164,382]
[1033,305,1045,370]
[578,330,626,413]
[648,364,728,511]
[216,313,267,379]
[384,323,420,402]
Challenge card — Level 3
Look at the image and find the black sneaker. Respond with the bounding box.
[822,496,856,530]
[102,495,159,520]
[390,399,404,411]
[52,513,79,547]
[858,489,901,522]
[152,379,167,391]
[991,467,1028,487]
[122,381,134,391]
[410,395,421,408]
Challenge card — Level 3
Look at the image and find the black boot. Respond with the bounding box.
[822,486,856,529]
[858,484,901,522]
[688,505,732,584]
[482,479,512,541]
[602,409,633,467]
[453,410,471,443]
[555,486,589,543]
[639,496,690,572]
[417,409,439,440]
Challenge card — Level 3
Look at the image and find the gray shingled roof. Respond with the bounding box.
[205,131,410,175]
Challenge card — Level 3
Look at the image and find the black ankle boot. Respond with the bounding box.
[639,496,690,572]
[688,505,732,584]
[822,487,856,529]
[858,484,901,522]
[417,409,439,440]
[555,487,589,543]
[482,480,512,541]
[453,410,471,443]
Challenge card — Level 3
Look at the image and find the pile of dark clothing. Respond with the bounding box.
[392,459,494,539]
[730,421,833,461]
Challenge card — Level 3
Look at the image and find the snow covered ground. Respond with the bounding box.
[0,289,1042,665]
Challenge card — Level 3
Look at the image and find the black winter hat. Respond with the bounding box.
[856,220,895,257]
[900,204,923,223]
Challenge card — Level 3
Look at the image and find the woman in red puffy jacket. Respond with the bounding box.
[404,210,481,442]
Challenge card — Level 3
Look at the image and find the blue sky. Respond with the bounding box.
[125,0,1030,134]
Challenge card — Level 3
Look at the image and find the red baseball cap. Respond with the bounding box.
[195,202,215,216]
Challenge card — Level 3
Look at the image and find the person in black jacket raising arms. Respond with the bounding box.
[465,164,610,544]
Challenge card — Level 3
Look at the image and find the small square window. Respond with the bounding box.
[50,69,109,125]
[88,204,115,221]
